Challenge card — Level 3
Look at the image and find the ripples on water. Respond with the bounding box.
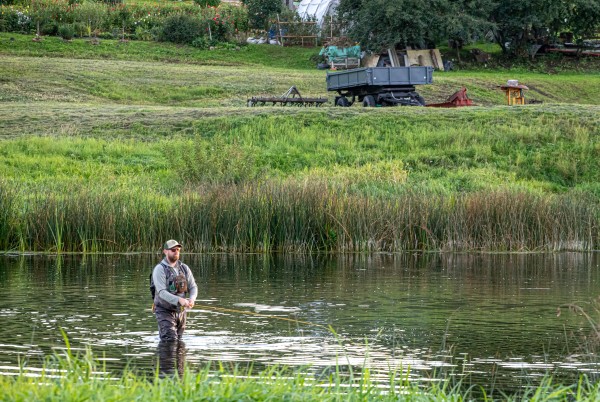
[0,252,599,391]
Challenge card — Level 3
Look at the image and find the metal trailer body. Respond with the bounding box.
[326,66,434,107]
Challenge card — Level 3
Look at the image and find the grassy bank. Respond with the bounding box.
[1,350,598,401]
[1,105,598,194]
[2,34,600,106]
[0,33,319,70]
[0,105,598,252]
[0,34,598,252]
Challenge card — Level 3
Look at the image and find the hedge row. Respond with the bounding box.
[0,0,249,44]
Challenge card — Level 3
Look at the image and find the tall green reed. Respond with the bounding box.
[0,181,597,253]
[0,180,18,251]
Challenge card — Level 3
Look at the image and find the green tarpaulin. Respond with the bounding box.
[319,45,361,59]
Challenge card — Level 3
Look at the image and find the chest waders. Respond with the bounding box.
[154,264,190,341]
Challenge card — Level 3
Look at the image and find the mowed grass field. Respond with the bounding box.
[0,33,599,252]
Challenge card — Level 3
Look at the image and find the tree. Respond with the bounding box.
[444,0,495,62]
[337,0,491,52]
[566,0,600,44]
[337,0,434,51]
[489,0,600,56]
[337,0,600,57]
[241,0,281,31]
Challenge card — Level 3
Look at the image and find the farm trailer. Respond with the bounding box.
[326,66,434,107]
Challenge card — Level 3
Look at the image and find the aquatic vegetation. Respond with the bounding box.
[0,346,598,401]
[0,180,597,253]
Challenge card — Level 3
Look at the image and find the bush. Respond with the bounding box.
[159,13,203,44]
[72,21,86,37]
[191,36,213,49]
[173,136,260,185]
[193,0,220,6]
[0,1,248,43]
[196,3,248,42]
[134,26,159,41]
[106,4,132,31]
[72,1,106,37]
[98,31,113,39]
[41,21,58,35]
[241,0,280,30]
[58,23,74,40]
[0,8,32,33]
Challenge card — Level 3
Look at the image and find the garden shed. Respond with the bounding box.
[296,0,340,26]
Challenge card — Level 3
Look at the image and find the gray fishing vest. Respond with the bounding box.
[154,261,190,311]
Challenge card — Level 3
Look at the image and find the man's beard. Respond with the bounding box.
[166,254,179,264]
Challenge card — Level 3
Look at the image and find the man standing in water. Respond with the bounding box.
[152,239,198,341]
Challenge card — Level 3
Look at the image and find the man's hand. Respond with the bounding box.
[188,299,195,309]
[178,297,191,308]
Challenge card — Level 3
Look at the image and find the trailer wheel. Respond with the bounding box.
[415,94,426,106]
[336,97,351,107]
[363,95,376,107]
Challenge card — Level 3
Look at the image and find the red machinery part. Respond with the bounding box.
[426,87,474,107]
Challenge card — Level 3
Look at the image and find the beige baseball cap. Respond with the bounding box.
[163,239,182,250]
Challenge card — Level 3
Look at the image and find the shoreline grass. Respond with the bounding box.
[1,181,598,253]
[1,348,598,401]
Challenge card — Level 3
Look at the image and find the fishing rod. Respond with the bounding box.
[191,303,331,331]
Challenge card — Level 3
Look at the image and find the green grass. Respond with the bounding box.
[2,34,600,106]
[0,347,598,401]
[1,105,597,194]
[0,33,599,252]
[0,33,320,70]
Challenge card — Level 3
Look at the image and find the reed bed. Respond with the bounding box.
[1,180,597,253]
[0,347,597,401]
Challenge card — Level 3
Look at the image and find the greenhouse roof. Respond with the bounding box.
[296,0,339,25]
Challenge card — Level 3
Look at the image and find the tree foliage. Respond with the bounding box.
[337,0,493,52]
[241,0,281,30]
[337,0,437,51]
[159,14,203,44]
[193,0,221,6]
[490,0,600,55]
[337,0,600,56]
[569,0,600,39]
[445,0,495,50]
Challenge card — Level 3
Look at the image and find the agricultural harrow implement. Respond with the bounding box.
[247,86,328,107]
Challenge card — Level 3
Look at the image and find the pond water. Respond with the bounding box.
[0,252,599,392]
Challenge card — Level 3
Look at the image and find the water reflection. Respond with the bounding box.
[0,252,599,391]
[157,340,186,378]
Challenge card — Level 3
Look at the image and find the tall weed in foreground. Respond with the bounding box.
[1,345,600,401]
[558,296,600,373]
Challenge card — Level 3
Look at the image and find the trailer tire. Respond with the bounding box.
[415,94,426,106]
[363,95,376,107]
[336,97,351,107]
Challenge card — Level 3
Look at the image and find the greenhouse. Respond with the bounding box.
[296,0,340,26]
